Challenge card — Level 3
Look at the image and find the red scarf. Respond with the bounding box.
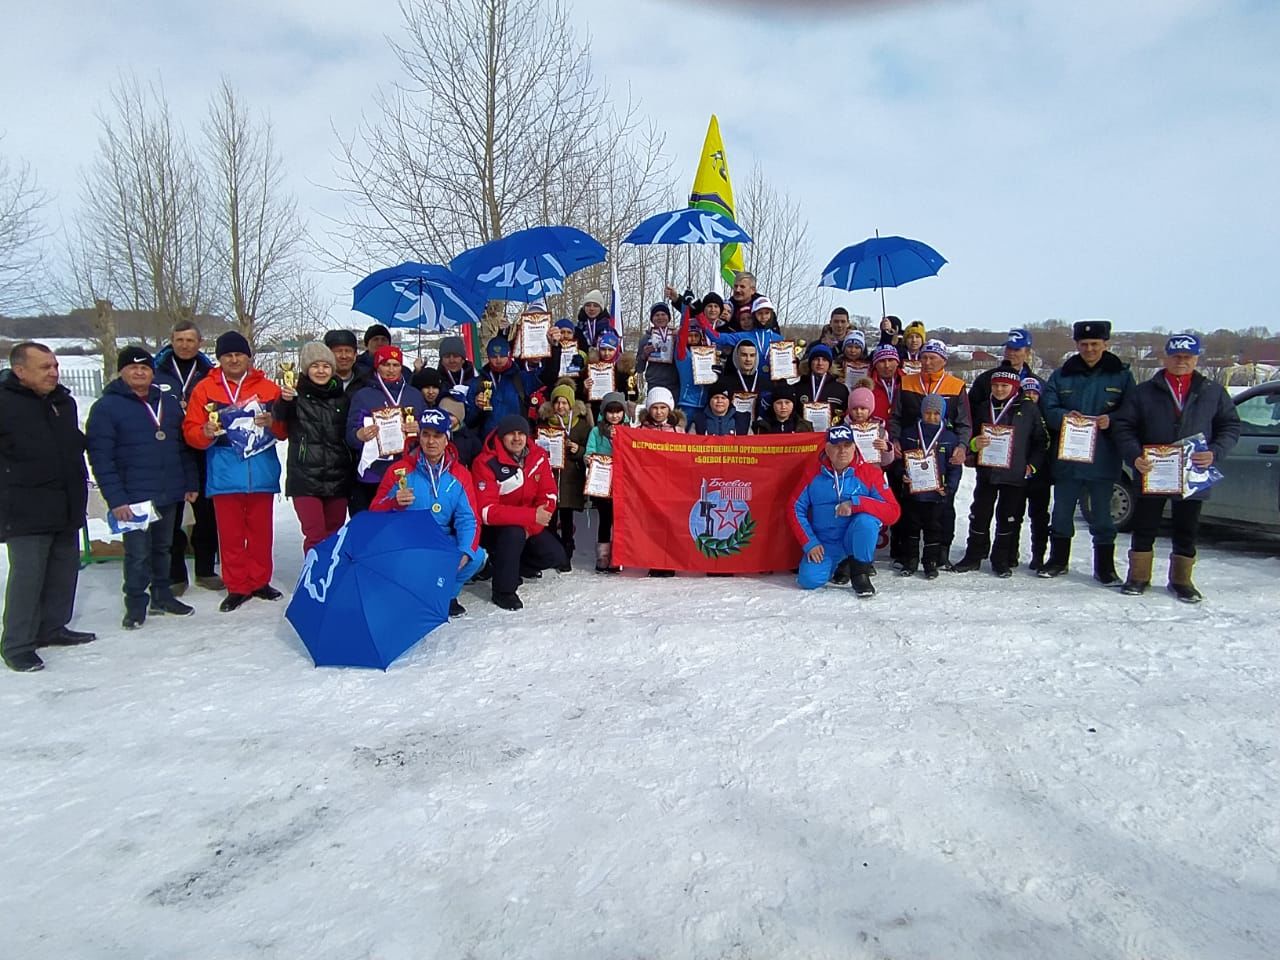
[1164,371,1192,412]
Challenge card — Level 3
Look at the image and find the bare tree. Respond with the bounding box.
[65,76,216,350]
[737,162,817,329]
[205,78,306,347]
[0,138,50,314]
[325,0,672,339]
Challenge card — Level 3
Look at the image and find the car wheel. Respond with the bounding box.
[1079,478,1137,532]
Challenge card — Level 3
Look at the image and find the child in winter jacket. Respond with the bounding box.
[675,311,717,423]
[538,381,594,570]
[896,394,962,579]
[844,383,895,468]
[439,397,481,467]
[689,384,748,436]
[951,368,1048,577]
[584,391,628,572]
[638,386,685,433]
[586,329,637,421]
[752,381,813,434]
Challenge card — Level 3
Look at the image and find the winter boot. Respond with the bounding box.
[1028,531,1048,572]
[851,562,876,598]
[595,542,621,574]
[556,538,574,573]
[492,591,524,611]
[1037,536,1072,578]
[922,543,942,580]
[448,598,467,617]
[1167,554,1202,604]
[1092,543,1120,585]
[832,558,853,585]
[990,534,1016,579]
[948,534,989,573]
[1120,550,1154,596]
[898,535,920,577]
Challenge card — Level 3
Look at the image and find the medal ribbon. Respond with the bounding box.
[376,374,405,407]
[142,392,165,435]
[220,371,245,407]
[990,396,1015,425]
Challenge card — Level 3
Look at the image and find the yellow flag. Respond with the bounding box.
[689,115,744,285]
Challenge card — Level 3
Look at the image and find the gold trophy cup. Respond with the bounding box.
[402,406,415,426]
[205,402,221,431]
[794,338,807,361]
[479,380,494,411]
[280,361,297,389]
[395,468,409,490]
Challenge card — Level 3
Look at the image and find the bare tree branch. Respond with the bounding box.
[0,136,51,314]
[738,161,818,329]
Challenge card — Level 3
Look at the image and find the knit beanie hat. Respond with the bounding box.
[649,302,671,321]
[921,339,949,360]
[770,381,796,403]
[990,368,1022,389]
[117,344,154,369]
[374,345,404,367]
[418,407,451,436]
[921,394,946,416]
[597,330,621,350]
[323,329,358,350]
[411,367,442,390]
[1020,377,1041,394]
[554,318,576,332]
[708,383,732,400]
[551,382,577,407]
[299,341,336,372]
[439,397,466,425]
[645,386,675,409]
[807,343,834,363]
[439,335,466,358]
[494,414,530,438]
[849,386,876,411]
[751,295,776,315]
[582,289,606,309]
[842,331,866,349]
[871,345,900,365]
[363,323,392,345]
[215,331,252,358]
[486,336,512,358]
[904,320,927,340]
[600,391,626,413]
[701,291,724,309]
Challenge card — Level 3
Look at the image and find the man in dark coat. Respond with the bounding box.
[1038,320,1135,583]
[1111,333,1241,602]
[324,329,367,395]
[87,346,199,629]
[154,319,220,593]
[0,343,95,672]
[968,328,1037,410]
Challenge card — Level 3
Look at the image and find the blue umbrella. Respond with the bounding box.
[352,262,487,332]
[819,235,948,315]
[450,226,607,300]
[285,511,461,670]
[623,208,752,246]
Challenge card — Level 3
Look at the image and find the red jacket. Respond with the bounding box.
[869,373,900,424]
[472,430,558,534]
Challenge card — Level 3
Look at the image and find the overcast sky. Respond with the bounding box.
[2,0,1276,333]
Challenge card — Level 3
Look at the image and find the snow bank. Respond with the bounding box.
[1,481,1277,959]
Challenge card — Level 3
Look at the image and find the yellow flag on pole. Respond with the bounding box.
[689,115,744,285]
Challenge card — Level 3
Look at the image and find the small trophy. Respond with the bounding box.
[479,380,494,411]
[794,338,807,361]
[280,361,297,389]
[395,468,409,490]
[205,402,221,432]
[402,406,415,426]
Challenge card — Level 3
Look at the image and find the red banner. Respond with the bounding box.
[613,428,822,573]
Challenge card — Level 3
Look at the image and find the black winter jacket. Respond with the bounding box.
[1111,371,1241,499]
[0,372,88,540]
[274,376,353,498]
[970,393,1048,487]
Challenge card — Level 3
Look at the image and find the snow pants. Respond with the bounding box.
[293,496,349,554]
[797,513,881,590]
[454,548,488,598]
[212,493,275,595]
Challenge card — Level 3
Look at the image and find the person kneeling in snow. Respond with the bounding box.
[370,408,487,618]
[791,424,901,597]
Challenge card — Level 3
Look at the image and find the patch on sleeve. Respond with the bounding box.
[477,481,487,490]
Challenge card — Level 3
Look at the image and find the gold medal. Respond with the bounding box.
[155,430,166,441]
[431,503,442,514]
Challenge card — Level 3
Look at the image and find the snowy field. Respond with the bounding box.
[2,476,1278,960]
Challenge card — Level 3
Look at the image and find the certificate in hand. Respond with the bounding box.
[690,346,718,385]
[584,455,613,498]
[851,422,881,464]
[843,361,870,389]
[518,312,552,359]
[373,406,407,457]
[978,424,1015,469]
[769,341,797,380]
[587,363,615,401]
[804,402,831,433]
[537,427,566,469]
[1141,444,1184,496]
[1057,413,1099,463]
[904,450,942,494]
[732,392,757,416]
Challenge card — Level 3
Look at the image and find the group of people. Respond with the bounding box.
[0,272,1242,672]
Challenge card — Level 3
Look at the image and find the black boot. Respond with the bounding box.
[449,598,466,617]
[219,592,252,612]
[898,535,920,576]
[922,543,942,580]
[851,562,876,597]
[1028,533,1047,572]
[990,534,1016,578]
[1037,536,1071,578]
[948,534,989,573]
[556,539,574,573]
[831,558,853,585]
[1092,543,1120,586]
[37,627,97,647]
[492,591,523,611]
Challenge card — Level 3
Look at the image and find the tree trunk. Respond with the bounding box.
[93,299,117,382]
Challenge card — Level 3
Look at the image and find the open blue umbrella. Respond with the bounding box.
[285,511,461,670]
[623,208,752,246]
[352,262,487,332]
[450,226,607,301]
[819,235,947,315]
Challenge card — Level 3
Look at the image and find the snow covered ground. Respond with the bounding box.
[2,478,1278,960]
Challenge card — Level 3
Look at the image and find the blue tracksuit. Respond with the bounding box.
[792,461,896,589]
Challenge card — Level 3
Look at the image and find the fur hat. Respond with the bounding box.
[323,329,358,350]
[411,367,442,390]
[215,331,252,358]
[299,341,336,372]
[363,323,392,345]
[117,344,154,369]
[582,289,606,309]
[921,394,946,416]
[1073,320,1111,341]
[645,386,675,409]
[849,386,876,411]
